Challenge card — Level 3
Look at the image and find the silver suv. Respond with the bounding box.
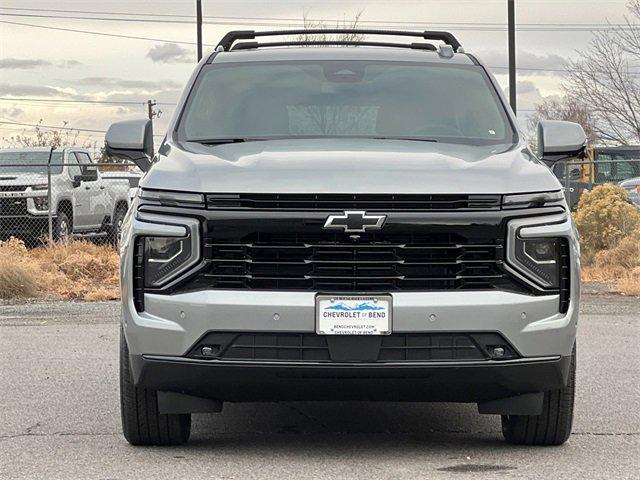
[107,30,583,446]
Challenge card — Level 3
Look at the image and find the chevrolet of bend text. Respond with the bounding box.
[107,30,584,446]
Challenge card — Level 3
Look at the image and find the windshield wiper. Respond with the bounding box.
[191,138,263,145]
[372,136,438,143]
[191,136,439,145]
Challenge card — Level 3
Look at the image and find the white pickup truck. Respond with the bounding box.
[0,147,134,242]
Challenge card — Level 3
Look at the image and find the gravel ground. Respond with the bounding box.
[0,294,638,480]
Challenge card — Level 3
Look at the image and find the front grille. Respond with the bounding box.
[0,185,29,192]
[0,197,28,216]
[187,332,518,362]
[206,193,502,211]
[197,231,507,292]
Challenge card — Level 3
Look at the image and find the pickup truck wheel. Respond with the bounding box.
[109,207,127,246]
[501,345,576,446]
[53,211,71,242]
[120,328,191,446]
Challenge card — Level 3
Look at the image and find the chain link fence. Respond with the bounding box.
[4,150,640,248]
[1,149,140,247]
[555,157,640,209]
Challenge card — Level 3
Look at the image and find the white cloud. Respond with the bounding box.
[478,50,569,76]
[75,77,181,90]
[57,60,82,69]
[504,81,546,111]
[0,58,82,70]
[0,107,24,119]
[0,58,52,69]
[0,83,73,97]
[146,43,194,64]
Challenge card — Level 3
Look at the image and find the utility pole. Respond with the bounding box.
[508,0,517,114]
[147,99,160,157]
[196,0,203,61]
[147,99,158,120]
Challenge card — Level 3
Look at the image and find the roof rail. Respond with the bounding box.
[233,40,437,51]
[216,29,462,53]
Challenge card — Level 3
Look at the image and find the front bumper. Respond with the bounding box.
[123,288,578,359]
[0,214,53,237]
[130,353,572,403]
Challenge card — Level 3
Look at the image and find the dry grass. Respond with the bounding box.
[0,238,120,301]
[616,269,640,296]
[580,233,640,296]
[0,239,39,299]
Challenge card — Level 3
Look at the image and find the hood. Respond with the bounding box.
[142,138,562,195]
[0,173,48,186]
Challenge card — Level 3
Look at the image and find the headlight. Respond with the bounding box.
[33,197,49,211]
[513,236,560,288]
[502,191,564,209]
[144,236,195,287]
[139,189,205,207]
[136,214,201,288]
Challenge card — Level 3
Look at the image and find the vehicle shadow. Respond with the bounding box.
[188,401,506,451]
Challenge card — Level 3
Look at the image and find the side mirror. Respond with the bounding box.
[73,164,98,186]
[537,120,587,165]
[105,119,154,172]
[81,164,98,181]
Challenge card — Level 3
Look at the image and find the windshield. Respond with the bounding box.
[177,60,515,146]
[0,151,63,175]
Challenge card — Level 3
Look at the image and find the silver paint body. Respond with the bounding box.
[120,47,579,361]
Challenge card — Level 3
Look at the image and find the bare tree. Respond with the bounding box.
[291,13,366,135]
[297,11,365,43]
[2,120,97,150]
[563,1,640,144]
[527,96,599,145]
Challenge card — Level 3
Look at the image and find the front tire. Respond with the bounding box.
[53,211,71,242]
[109,206,127,246]
[120,329,191,446]
[501,345,576,446]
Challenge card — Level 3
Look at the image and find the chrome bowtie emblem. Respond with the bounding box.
[323,210,387,233]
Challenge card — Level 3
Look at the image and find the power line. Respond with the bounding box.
[0,120,165,137]
[3,19,640,75]
[0,120,106,133]
[0,11,637,31]
[0,97,177,106]
[1,17,637,56]
[0,19,213,46]
[1,6,637,29]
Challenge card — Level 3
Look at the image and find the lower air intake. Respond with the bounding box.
[187,332,518,363]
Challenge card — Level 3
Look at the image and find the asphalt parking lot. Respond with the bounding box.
[1,295,639,480]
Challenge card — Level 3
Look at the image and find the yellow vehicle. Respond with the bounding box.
[583,146,640,185]
[558,146,640,207]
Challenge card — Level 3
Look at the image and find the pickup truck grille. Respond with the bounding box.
[0,197,28,216]
[206,193,501,211]
[0,185,29,192]
[197,231,508,292]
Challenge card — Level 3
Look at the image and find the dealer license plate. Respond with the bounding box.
[316,295,391,335]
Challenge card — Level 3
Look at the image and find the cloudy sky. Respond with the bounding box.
[0,0,635,149]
